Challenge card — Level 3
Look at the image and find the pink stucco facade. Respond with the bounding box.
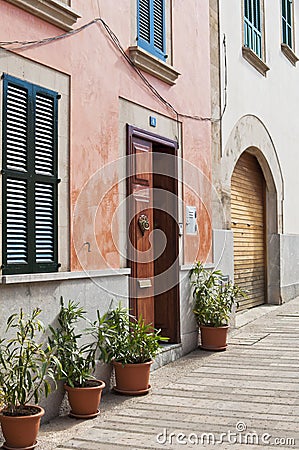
[0,0,212,271]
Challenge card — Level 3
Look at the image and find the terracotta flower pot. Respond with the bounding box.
[113,360,152,395]
[200,325,229,351]
[0,404,44,450]
[64,379,105,419]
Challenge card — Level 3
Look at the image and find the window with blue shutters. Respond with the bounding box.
[244,0,262,58]
[137,0,166,61]
[2,74,59,275]
[282,0,293,48]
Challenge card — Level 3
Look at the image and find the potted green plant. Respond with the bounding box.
[98,304,168,395]
[0,308,58,449]
[48,297,106,419]
[189,261,245,351]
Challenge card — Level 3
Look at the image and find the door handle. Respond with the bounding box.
[138,214,150,235]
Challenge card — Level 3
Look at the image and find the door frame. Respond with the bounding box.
[126,124,180,342]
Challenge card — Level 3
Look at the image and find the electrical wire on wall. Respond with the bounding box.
[0,17,227,126]
[221,34,227,122]
[96,0,102,22]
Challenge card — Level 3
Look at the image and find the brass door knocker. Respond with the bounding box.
[138,214,150,235]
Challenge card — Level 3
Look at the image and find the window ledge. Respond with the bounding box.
[242,46,270,76]
[180,263,214,272]
[281,43,299,66]
[5,0,81,31]
[1,268,131,284]
[129,46,180,86]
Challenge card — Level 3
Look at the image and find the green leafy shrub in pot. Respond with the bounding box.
[189,262,246,351]
[48,297,108,418]
[49,297,102,387]
[0,308,58,449]
[0,307,57,416]
[96,303,168,394]
[98,303,168,365]
[189,261,246,327]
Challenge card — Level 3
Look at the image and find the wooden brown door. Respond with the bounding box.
[153,148,180,343]
[127,135,155,325]
[127,126,180,340]
[231,152,266,310]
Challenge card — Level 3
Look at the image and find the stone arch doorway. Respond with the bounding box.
[223,115,284,305]
[231,151,266,310]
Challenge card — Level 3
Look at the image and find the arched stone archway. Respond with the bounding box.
[222,115,284,305]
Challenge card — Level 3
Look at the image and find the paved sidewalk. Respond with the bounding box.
[39,297,299,449]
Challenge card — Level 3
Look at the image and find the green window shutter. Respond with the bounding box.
[35,93,55,176]
[3,80,29,272]
[35,183,55,264]
[244,0,262,58]
[282,0,293,48]
[253,0,261,31]
[34,91,57,268]
[5,83,28,172]
[2,75,59,275]
[5,177,28,266]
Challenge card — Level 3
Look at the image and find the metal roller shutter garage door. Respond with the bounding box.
[231,152,266,310]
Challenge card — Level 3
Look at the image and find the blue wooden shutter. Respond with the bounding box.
[153,0,164,53]
[137,0,166,61]
[2,75,59,275]
[138,0,150,43]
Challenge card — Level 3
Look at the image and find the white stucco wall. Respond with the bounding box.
[220,0,299,234]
